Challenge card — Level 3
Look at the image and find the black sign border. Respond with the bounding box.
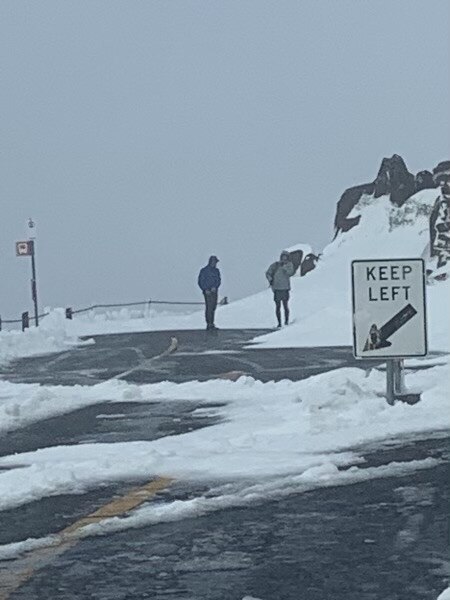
[351,258,428,359]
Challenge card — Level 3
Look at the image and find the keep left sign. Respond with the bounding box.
[351,258,427,358]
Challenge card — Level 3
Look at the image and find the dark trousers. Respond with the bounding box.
[203,290,218,326]
[273,289,290,325]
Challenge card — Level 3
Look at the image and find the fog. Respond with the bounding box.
[1,0,449,319]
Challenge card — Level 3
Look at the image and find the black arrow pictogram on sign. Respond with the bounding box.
[363,303,418,351]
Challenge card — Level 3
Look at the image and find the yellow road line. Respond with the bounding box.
[0,477,172,600]
[0,333,186,596]
[61,477,172,536]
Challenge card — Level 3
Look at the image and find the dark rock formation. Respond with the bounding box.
[287,249,304,274]
[287,250,320,277]
[373,154,415,206]
[430,194,450,267]
[334,183,373,234]
[433,160,450,183]
[415,170,436,192]
[300,253,319,276]
[334,154,415,235]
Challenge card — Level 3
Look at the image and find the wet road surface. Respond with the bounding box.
[0,329,448,599]
[3,444,449,600]
[0,329,386,386]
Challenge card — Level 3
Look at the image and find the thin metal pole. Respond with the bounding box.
[392,358,405,395]
[398,359,405,394]
[386,360,395,406]
[30,241,39,326]
[393,359,400,395]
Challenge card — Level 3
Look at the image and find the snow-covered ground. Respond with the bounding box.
[0,310,91,366]
[4,190,446,355]
[0,188,448,564]
[0,359,447,514]
[0,356,447,560]
[34,189,449,353]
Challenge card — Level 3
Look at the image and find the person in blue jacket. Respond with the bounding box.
[198,255,221,330]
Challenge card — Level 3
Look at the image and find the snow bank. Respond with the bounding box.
[0,359,447,512]
[285,242,313,258]
[251,190,449,351]
[74,457,439,541]
[46,190,449,354]
[0,535,58,561]
[0,379,123,433]
[0,456,440,561]
[0,309,88,366]
[58,305,200,337]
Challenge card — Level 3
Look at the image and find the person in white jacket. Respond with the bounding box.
[265,251,295,328]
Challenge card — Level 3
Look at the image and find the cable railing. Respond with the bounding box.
[0,297,228,331]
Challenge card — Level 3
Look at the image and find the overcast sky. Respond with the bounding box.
[1,0,449,320]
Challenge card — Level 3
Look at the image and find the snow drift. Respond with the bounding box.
[45,188,448,354]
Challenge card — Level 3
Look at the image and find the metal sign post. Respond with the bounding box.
[30,241,39,327]
[16,219,39,327]
[385,360,395,406]
[352,259,427,405]
[386,358,407,406]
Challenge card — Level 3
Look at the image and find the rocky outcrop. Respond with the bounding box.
[328,155,450,274]
[288,249,304,274]
[433,160,450,183]
[430,162,450,270]
[286,249,320,277]
[335,155,416,235]
[430,194,450,268]
[334,183,374,234]
[373,154,415,206]
[415,170,435,192]
[300,253,319,276]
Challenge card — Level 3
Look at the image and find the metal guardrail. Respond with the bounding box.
[0,311,50,327]
[72,300,204,315]
[0,297,228,332]
[65,299,204,320]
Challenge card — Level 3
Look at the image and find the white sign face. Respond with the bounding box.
[352,259,427,358]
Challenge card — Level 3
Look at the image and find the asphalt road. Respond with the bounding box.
[0,329,448,599]
[0,329,385,386]
[2,439,449,600]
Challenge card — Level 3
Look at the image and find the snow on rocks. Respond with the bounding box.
[251,190,450,351]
